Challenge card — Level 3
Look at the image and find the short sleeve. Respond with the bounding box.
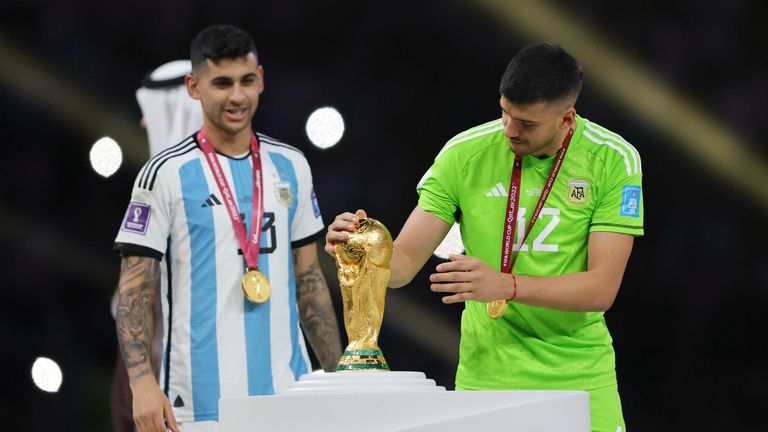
[416,145,462,225]
[290,156,324,248]
[590,152,644,237]
[114,164,173,259]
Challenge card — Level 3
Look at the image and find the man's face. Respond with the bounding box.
[186,52,263,136]
[499,96,574,158]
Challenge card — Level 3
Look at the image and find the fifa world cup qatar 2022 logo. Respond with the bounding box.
[121,203,151,235]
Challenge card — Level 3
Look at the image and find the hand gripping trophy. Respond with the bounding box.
[334,217,393,371]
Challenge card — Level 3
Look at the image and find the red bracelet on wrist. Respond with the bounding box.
[507,274,518,301]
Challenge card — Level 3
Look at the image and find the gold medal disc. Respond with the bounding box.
[242,270,270,303]
[487,299,508,319]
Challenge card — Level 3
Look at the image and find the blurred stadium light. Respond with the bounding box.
[90,136,123,177]
[306,106,345,149]
[31,357,63,393]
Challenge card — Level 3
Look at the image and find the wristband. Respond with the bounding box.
[507,274,517,301]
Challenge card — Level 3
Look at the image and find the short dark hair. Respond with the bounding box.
[190,24,258,71]
[499,43,582,104]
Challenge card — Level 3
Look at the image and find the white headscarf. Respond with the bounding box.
[136,60,204,157]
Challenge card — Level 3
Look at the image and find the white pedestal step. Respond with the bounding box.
[278,371,446,395]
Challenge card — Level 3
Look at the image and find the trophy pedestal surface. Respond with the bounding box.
[280,371,445,394]
[219,371,589,431]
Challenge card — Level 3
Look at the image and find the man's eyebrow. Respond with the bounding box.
[212,73,258,81]
[500,106,537,124]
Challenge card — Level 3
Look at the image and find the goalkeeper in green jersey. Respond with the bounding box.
[326,43,642,432]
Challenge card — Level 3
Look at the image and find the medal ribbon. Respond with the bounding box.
[500,127,574,275]
[197,129,264,272]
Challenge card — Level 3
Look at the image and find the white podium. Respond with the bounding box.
[219,372,590,431]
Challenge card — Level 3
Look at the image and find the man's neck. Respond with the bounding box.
[533,126,570,159]
[202,123,252,157]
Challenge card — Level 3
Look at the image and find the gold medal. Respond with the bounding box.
[487,299,508,319]
[242,269,270,303]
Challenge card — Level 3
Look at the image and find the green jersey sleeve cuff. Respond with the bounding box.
[589,222,644,237]
[416,201,456,225]
[417,183,459,225]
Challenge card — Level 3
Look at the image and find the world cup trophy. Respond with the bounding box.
[335,217,393,371]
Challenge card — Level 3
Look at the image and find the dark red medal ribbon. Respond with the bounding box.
[197,129,264,272]
[500,127,574,275]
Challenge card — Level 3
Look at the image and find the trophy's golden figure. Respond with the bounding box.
[334,217,393,371]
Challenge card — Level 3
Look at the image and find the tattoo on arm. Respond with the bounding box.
[115,256,160,382]
[295,251,342,372]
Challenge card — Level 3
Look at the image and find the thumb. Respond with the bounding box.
[355,209,367,219]
[164,398,179,432]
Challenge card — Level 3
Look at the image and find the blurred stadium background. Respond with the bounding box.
[1,0,766,429]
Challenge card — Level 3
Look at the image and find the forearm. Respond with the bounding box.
[295,253,342,371]
[115,256,160,384]
[388,241,422,288]
[514,232,632,312]
[514,269,624,312]
[388,206,453,288]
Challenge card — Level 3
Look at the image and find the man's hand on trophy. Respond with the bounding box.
[429,254,516,304]
[325,209,367,256]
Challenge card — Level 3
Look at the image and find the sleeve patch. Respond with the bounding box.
[620,186,641,217]
[121,202,152,234]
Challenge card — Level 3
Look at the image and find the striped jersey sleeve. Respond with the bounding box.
[113,136,196,258]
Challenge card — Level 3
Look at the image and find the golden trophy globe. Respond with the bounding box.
[335,217,393,371]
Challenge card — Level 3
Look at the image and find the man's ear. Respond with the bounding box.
[186,73,200,100]
[562,106,576,129]
[257,64,265,95]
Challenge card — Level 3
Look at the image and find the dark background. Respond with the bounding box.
[1,0,767,430]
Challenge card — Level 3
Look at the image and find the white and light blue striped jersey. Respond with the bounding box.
[114,131,325,422]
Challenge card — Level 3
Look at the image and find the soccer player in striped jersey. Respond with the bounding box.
[327,43,642,432]
[114,25,341,432]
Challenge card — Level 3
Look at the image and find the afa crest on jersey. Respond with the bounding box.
[274,181,293,207]
[566,179,590,206]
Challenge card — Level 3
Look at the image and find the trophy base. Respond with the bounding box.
[336,349,389,371]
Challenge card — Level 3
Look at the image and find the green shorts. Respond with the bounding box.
[455,382,626,431]
[589,384,626,432]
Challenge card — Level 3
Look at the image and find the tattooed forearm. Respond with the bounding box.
[295,255,342,372]
[128,367,152,381]
[115,256,160,382]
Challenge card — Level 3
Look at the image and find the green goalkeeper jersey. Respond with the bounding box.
[417,115,643,391]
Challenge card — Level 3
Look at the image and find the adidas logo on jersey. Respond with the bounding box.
[486,182,508,197]
[201,193,222,208]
